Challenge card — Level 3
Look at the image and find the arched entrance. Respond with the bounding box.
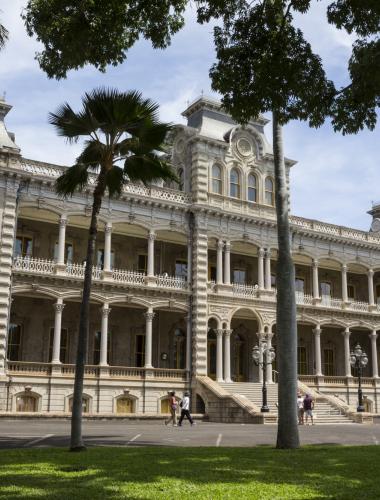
[207,318,218,380]
[230,308,260,382]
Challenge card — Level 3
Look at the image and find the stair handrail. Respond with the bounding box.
[297,380,356,416]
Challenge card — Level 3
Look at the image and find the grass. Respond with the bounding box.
[0,446,379,499]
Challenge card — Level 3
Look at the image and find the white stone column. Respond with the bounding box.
[57,216,67,266]
[368,269,375,307]
[266,334,273,384]
[216,239,224,285]
[185,314,192,372]
[341,264,348,302]
[51,298,65,363]
[147,231,156,277]
[103,223,112,272]
[99,304,111,366]
[342,327,351,377]
[216,328,224,382]
[224,241,231,285]
[224,329,232,383]
[258,248,265,290]
[370,330,379,378]
[144,309,155,368]
[264,249,272,290]
[312,259,320,300]
[187,236,192,284]
[313,326,322,376]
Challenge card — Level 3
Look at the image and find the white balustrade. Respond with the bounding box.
[65,263,101,280]
[348,300,369,312]
[156,274,188,290]
[112,269,145,285]
[13,256,55,274]
[7,361,51,374]
[232,283,259,298]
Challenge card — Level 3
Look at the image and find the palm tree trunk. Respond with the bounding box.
[70,172,106,451]
[272,111,300,449]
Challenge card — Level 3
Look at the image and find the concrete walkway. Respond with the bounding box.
[0,419,379,448]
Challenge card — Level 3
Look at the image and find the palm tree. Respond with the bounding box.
[0,22,9,50]
[50,88,177,451]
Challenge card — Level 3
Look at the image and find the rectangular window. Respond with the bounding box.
[135,334,145,367]
[376,284,380,305]
[14,236,33,257]
[320,281,332,297]
[297,346,308,375]
[54,242,74,263]
[138,254,147,274]
[175,259,187,279]
[348,284,356,300]
[271,274,276,288]
[323,348,335,376]
[208,265,217,282]
[48,327,69,363]
[233,269,246,284]
[93,330,111,365]
[7,324,21,361]
[96,249,115,270]
[295,277,305,293]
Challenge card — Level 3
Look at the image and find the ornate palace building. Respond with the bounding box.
[1,95,379,422]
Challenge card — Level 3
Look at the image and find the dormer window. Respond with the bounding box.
[212,164,222,194]
[248,173,257,202]
[230,168,240,199]
[265,177,274,206]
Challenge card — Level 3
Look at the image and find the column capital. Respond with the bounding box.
[148,230,156,241]
[105,222,112,233]
[53,302,65,313]
[258,247,265,258]
[224,329,233,337]
[144,311,155,322]
[216,328,224,338]
[312,258,318,267]
[368,268,374,277]
[266,332,274,341]
[59,216,68,228]
[265,249,271,258]
[312,326,321,336]
[341,263,348,272]
[217,239,224,250]
[224,241,231,251]
[257,331,266,341]
[101,305,111,317]
[370,330,378,340]
[341,327,350,337]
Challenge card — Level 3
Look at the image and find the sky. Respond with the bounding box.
[1,0,379,231]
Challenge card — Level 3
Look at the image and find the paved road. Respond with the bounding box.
[0,420,380,448]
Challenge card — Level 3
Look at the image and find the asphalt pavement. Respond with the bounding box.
[0,419,380,448]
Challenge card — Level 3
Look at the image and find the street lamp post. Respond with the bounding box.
[252,341,276,413]
[350,343,369,412]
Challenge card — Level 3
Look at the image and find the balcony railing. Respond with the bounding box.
[232,283,259,298]
[12,256,188,291]
[7,361,187,381]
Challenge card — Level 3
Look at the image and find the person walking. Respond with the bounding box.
[303,393,315,425]
[178,391,194,426]
[297,393,304,425]
[165,391,178,427]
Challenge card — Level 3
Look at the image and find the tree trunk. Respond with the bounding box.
[273,112,300,449]
[70,172,106,451]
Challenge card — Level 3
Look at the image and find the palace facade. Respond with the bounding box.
[1,95,380,420]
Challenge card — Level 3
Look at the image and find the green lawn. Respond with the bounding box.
[0,446,379,499]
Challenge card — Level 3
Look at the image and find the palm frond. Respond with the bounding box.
[105,165,126,198]
[0,23,9,50]
[55,163,89,197]
[76,140,104,168]
[124,154,178,185]
[49,103,97,142]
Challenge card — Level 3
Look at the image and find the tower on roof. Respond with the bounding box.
[0,97,20,153]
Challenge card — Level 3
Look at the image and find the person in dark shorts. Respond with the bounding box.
[303,393,315,425]
[178,391,194,426]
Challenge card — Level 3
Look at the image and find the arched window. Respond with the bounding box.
[68,395,90,414]
[116,397,135,414]
[178,168,184,191]
[212,165,222,194]
[265,177,274,205]
[247,173,257,203]
[16,394,38,412]
[230,168,240,198]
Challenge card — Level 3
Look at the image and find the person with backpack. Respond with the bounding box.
[178,391,194,426]
[164,391,178,426]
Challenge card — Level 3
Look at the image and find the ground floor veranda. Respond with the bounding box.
[2,296,380,415]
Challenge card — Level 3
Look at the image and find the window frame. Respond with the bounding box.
[14,235,33,258]
[137,254,148,274]
[175,259,187,279]
[93,329,112,365]
[48,327,69,363]
[7,323,22,361]
[247,173,257,203]
[54,240,74,264]
[230,168,241,199]
[264,177,274,206]
[211,164,223,195]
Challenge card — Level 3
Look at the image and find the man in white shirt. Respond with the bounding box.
[178,391,194,426]
[297,393,304,425]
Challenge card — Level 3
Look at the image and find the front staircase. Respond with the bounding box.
[219,382,353,424]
